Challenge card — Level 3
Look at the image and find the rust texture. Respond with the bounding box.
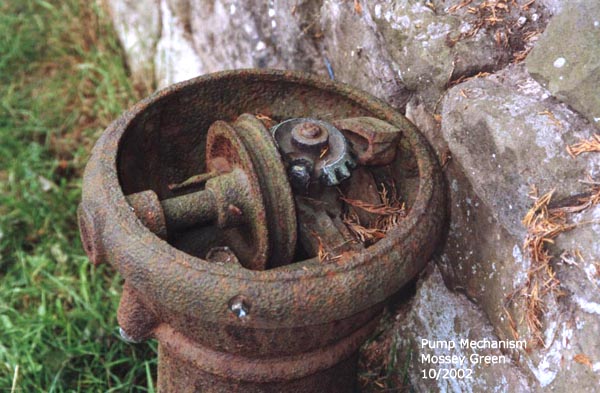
[78,69,447,392]
[333,117,402,166]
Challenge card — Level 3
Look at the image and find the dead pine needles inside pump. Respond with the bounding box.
[341,183,406,246]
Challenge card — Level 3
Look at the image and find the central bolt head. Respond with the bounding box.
[298,123,322,138]
[291,121,329,152]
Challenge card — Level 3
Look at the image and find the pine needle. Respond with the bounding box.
[538,110,562,128]
[448,0,473,13]
[518,189,567,343]
[515,184,600,344]
[566,134,600,157]
[312,231,342,263]
[342,183,406,245]
[574,354,593,368]
[340,197,405,216]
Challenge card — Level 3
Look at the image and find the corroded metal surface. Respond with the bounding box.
[333,117,401,166]
[78,69,446,392]
[230,114,297,268]
[124,113,297,270]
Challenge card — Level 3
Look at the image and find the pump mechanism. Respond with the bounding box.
[125,113,402,271]
[78,70,446,393]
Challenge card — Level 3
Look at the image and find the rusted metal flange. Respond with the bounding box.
[79,69,446,392]
[228,114,297,268]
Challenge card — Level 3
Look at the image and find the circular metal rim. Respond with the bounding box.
[205,119,269,270]
[81,69,446,327]
[232,114,297,268]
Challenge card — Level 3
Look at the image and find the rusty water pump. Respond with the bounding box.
[78,70,446,392]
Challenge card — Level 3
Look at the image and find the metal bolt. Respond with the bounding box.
[272,118,356,186]
[298,122,322,138]
[206,246,240,265]
[229,296,250,318]
[288,161,313,191]
[291,121,329,152]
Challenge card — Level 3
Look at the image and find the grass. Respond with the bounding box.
[0,1,156,391]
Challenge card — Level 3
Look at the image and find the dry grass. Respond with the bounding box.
[342,183,406,245]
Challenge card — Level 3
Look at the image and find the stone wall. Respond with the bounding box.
[104,0,600,390]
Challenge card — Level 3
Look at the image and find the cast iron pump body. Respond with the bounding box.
[78,70,446,392]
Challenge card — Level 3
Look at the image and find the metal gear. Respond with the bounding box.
[271,118,356,188]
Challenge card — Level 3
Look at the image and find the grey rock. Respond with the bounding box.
[105,0,546,106]
[322,0,544,109]
[545,205,600,392]
[407,94,532,356]
[438,63,600,389]
[527,0,600,128]
[394,266,532,393]
[363,1,507,109]
[155,0,203,87]
[442,64,600,239]
[318,0,411,107]
[537,0,564,16]
[105,0,161,91]
[185,2,283,72]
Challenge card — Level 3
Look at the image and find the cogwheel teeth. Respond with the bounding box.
[319,152,356,186]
